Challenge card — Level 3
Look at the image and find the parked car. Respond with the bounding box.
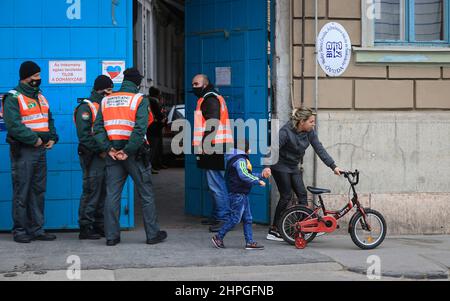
[162,104,185,166]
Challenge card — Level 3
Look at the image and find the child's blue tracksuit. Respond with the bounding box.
[217,149,262,244]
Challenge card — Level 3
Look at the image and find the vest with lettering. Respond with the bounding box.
[193,92,233,147]
[10,90,50,132]
[101,92,145,141]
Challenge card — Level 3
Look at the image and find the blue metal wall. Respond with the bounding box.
[185,0,271,223]
[0,0,134,230]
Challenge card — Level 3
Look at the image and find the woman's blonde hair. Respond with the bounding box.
[291,107,317,129]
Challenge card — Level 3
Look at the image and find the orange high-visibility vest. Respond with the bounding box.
[10,90,50,132]
[73,99,100,133]
[193,92,233,147]
[102,92,144,141]
[148,109,154,127]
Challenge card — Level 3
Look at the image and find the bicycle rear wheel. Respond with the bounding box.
[279,206,317,245]
[349,209,387,250]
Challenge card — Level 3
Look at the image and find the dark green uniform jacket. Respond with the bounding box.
[93,80,149,156]
[3,82,58,146]
[74,91,104,153]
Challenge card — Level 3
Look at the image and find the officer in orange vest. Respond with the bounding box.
[191,74,234,232]
[74,75,113,240]
[2,61,58,243]
[93,68,166,247]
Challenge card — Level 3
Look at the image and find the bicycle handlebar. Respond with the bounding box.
[342,170,359,185]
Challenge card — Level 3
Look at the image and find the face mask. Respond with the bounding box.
[192,87,204,98]
[29,79,42,88]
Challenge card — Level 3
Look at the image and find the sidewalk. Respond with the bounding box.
[0,225,448,280]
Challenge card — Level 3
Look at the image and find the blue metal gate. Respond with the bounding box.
[0,0,134,230]
[184,0,271,223]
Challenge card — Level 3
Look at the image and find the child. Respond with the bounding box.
[211,140,271,250]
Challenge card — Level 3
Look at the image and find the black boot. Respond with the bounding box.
[79,226,101,240]
[93,224,105,238]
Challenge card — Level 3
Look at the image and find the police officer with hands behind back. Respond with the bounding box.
[74,75,114,240]
[93,68,167,247]
[2,61,58,243]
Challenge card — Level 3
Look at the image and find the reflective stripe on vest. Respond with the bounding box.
[83,99,99,121]
[73,99,100,133]
[15,92,50,132]
[192,92,233,146]
[102,92,144,141]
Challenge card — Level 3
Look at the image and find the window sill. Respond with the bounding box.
[353,46,450,65]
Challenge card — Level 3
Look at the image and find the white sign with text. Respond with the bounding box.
[49,61,86,84]
[317,22,352,77]
[102,61,126,84]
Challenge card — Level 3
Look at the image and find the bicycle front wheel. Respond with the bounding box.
[349,209,387,250]
[279,206,317,245]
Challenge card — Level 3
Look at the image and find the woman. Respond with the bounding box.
[267,107,343,241]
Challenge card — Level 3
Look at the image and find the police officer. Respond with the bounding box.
[74,75,113,240]
[2,61,58,243]
[93,68,167,246]
[191,74,234,232]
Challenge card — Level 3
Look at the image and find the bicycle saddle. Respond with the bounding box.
[307,187,331,195]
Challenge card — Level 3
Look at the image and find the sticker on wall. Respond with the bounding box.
[102,61,126,84]
[49,61,86,84]
[215,67,232,86]
[316,22,352,77]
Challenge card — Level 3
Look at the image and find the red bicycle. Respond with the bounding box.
[279,170,387,250]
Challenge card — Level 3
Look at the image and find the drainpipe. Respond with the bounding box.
[300,0,305,106]
[313,0,319,193]
[289,0,295,110]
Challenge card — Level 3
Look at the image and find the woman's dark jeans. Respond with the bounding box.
[271,169,308,228]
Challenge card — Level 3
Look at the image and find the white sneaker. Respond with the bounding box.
[316,232,326,237]
[266,230,284,242]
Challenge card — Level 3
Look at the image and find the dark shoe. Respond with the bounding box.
[79,226,101,240]
[33,233,57,241]
[201,218,218,226]
[211,235,225,249]
[146,231,167,245]
[266,228,284,242]
[151,168,159,175]
[245,242,265,250]
[160,165,169,170]
[93,225,105,238]
[209,221,225,233]
[106,238,121,246]
[14,235,33,244]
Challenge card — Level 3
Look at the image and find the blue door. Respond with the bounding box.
[185,0,271,223]
[0,0,135,230]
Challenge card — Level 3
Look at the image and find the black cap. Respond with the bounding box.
[123,68,144,86]
[94,75,114,91]
[19,61,41,80]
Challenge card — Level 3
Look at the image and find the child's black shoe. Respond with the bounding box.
[211,235,225,249]
[245,242,264,250]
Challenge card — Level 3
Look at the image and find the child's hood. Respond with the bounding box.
[225,148,247,166]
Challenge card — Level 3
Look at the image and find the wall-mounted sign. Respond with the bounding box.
[49,61,86,84]
[317,22,352,77]
[215,67,232,86]
[102,61,126,84]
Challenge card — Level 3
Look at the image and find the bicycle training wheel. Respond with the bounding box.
[279,206,317,245]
